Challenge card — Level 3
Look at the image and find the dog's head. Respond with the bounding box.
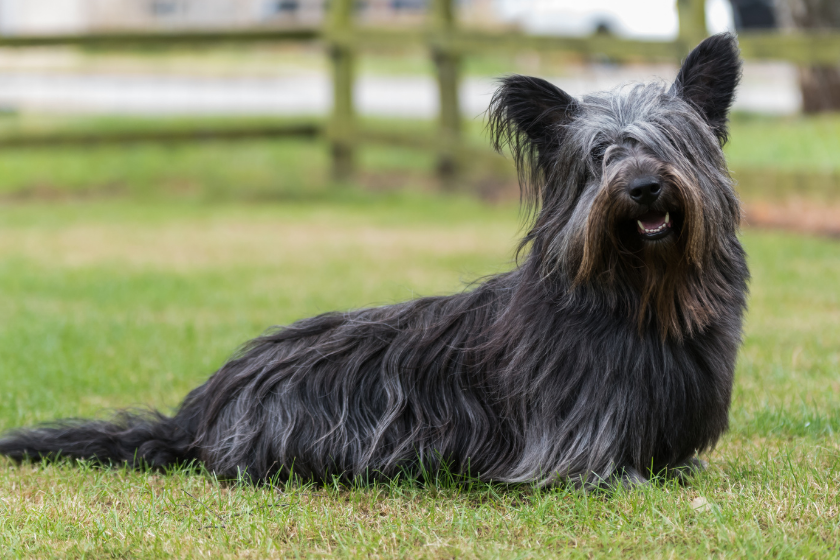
[489,33,744,339]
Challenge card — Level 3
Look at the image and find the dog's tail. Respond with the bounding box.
[0,408,200,469]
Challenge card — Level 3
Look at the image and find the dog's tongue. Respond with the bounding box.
[637,211,669,233]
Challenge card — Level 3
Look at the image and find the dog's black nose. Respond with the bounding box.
[628,176,661,206]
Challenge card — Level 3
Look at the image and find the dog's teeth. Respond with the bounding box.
[637,220,644,231]
[665,212,670,224]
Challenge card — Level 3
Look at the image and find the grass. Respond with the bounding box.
[726,113,840,174]
[1,189,839,558]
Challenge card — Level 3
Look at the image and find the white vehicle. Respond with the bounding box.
[494,0,735,40]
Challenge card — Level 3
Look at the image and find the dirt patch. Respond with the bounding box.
[743,198,840,238]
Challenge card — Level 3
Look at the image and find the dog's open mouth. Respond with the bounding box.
[636,211,673,240]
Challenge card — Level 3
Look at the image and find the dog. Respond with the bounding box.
[0,33,748,488]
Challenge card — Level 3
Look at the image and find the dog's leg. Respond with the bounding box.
[617,466,649,488]
[663,456,707,484]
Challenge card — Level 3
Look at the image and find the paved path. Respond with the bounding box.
[0,62,800,117]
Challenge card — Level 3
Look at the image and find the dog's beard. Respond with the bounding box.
[568,163,716,341]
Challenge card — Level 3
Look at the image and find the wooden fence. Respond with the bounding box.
[0,0,839,186]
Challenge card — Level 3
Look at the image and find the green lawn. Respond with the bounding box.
[1,192,839,558]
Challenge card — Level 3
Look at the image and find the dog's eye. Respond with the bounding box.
[590,143,610,162]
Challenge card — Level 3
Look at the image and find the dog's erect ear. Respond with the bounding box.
[488,75,577,201]
[671,32,742,145]
[488,75,576,151]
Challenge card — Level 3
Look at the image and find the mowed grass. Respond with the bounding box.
[0,192,839,558]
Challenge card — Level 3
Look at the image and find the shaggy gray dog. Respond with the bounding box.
[1,33,748,487]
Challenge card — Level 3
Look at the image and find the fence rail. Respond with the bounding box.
[0,121,321,149]
[0,27,319,47]
[0,0,837,185]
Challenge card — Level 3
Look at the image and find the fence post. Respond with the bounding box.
[430,0,462,189]
[327,0,355,182]
[677,0,708,51]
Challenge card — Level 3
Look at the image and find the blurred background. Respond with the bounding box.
[0,0,796,117]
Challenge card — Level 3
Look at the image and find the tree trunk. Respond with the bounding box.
[779,0,840,112]
[797,66,840,112]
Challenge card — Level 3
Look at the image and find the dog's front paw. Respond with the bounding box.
[664,457,707,484]
[618,466,649,487]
